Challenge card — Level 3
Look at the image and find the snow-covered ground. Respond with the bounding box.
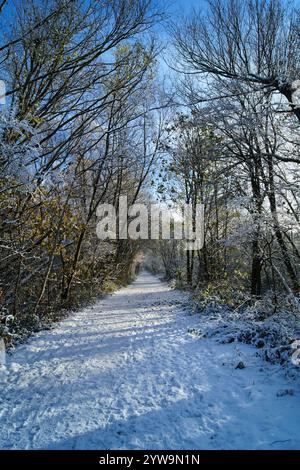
[0,271,300,450]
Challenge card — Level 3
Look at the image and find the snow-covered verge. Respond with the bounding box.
[0,278,130,349]
[0,308,69,350]
[190,294,300,371]
[0,271,300,450]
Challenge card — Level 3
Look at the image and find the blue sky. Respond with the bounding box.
[171,0,203,7]
[167,0,300,19]
[168,0,207,15]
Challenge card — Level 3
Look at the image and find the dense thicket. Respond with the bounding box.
[0,0,162,342]
[149,0,300,310]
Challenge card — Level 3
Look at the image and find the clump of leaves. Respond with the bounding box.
[102,279,120,293]
[193,278,248,310]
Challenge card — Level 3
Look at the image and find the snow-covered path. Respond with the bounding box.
[1,271,300,450]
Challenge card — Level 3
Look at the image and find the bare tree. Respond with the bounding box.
[171,0,300,122]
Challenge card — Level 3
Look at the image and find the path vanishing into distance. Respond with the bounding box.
[1,271,300,450]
